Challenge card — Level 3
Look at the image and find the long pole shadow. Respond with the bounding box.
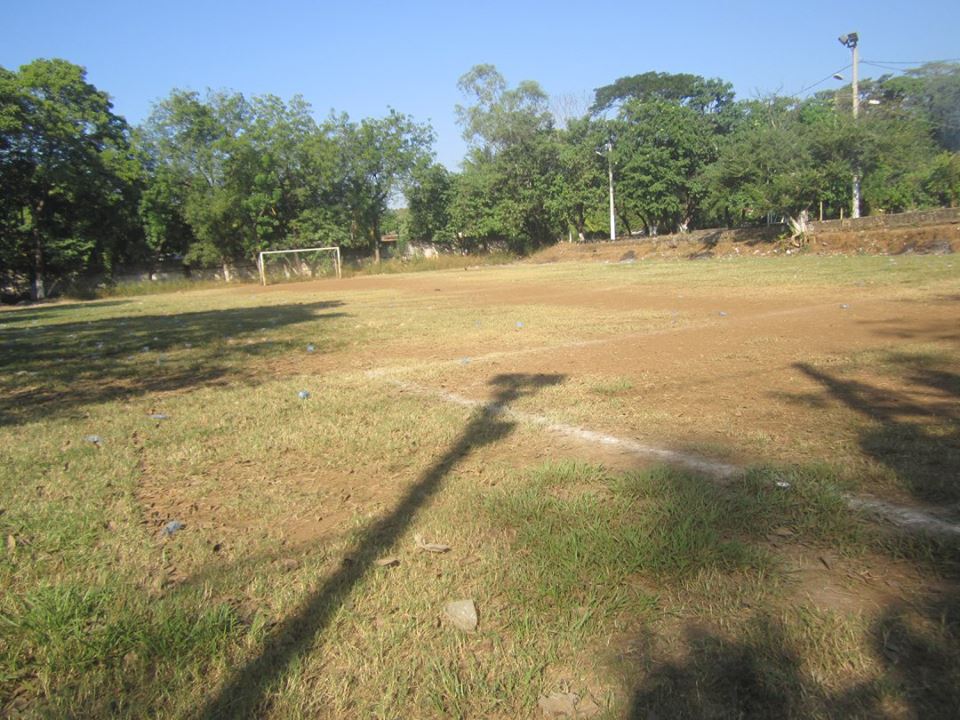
[195,372,564,719]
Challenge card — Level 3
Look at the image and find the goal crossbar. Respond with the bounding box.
[258,246,342,285]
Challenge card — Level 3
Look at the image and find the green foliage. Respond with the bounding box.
[336,109,434,255]
[406,162,454,242]
[451,65,563,249]
[613,99,717,233]
[591,70,735,116]
[3,58,960,297]
[0,59,143,299]
[549,116,609,239]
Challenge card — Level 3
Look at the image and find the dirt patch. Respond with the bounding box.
[772,544,933,614]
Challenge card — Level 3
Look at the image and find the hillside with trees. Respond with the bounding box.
[2,58,959,299]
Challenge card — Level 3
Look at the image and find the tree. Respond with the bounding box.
[613,99,717,234]
[591,71,734,117]
[406,162,454,242]
[138,90,252,277]
[0,59,141,299]
[452,65,563,249]
[549,116,608,241]
[337,110,434,262]
[139,90,351,276]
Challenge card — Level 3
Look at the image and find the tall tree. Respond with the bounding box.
[0,59,141,299]
[613,99,717,234]
[406,162,454,242]
[591,71,734,117]
[550,116,609,241]
[452,65,563,249]
[337,110,435,262]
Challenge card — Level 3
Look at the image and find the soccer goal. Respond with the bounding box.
[258,246,342,285]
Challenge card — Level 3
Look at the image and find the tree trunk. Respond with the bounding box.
[222,260,232,283]
[31,203,45,301]
[373,219,381,266]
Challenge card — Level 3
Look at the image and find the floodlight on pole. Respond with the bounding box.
[838,31,861,218]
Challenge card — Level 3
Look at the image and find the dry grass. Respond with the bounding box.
[1,254,958,718]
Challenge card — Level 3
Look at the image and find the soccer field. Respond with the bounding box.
[2,255,959,718]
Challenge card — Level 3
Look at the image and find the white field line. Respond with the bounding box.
[371,373,960,538]
[845,496,960,537]
[375,374,746,479]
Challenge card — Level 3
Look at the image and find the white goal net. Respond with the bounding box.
[258,246,342,285]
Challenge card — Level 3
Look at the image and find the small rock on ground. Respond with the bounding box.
[538,691,600,718]
[443,599,478,632]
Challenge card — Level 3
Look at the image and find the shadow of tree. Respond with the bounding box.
[193,373,564,719]
[795,360,960,505]
[627,590,960,719]
[0,301,346,427]
[0,299,135,321]
[620,355,960,717]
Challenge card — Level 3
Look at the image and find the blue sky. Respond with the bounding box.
[4,1,958,169]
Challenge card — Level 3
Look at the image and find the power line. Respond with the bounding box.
[796,64,852,97]
[862,61,917,74]
[862,58,960,65]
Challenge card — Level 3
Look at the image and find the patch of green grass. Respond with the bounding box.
[0,583,237,715]
[590,376,634,396]
[483,462,864,616]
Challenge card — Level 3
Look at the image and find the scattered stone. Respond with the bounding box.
[537,691,602,718]
[772,527,794,538]
[306,344,315,353]
[718,311,728,317]
[6,534,16,553]
[375,556,400,567]
[516,321,524,329]
[415,534,451,553]
[576,696,601,717]
[840,303,850,310]
[460,357,471,365]
[84,434,102,447]
[298,390,310,400]
[122,651,139,670]
[163,520,185,536]
[775,481,791,489]
[443,599,478,632]
[149,413,169,421]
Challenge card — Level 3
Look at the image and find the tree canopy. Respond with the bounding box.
[2,58,959,298]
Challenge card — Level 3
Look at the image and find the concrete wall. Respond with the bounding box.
[809,207,960,234]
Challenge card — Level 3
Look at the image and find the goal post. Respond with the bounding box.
[258,246,342,285]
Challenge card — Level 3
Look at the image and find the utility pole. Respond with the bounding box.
[839,32,860,218]
[596,141,616,240]
[606,142,616,240]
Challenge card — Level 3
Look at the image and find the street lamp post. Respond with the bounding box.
[839,31,861,218]
[596,142,616,240]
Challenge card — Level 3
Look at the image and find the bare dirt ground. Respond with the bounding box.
[230,257,960,522]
